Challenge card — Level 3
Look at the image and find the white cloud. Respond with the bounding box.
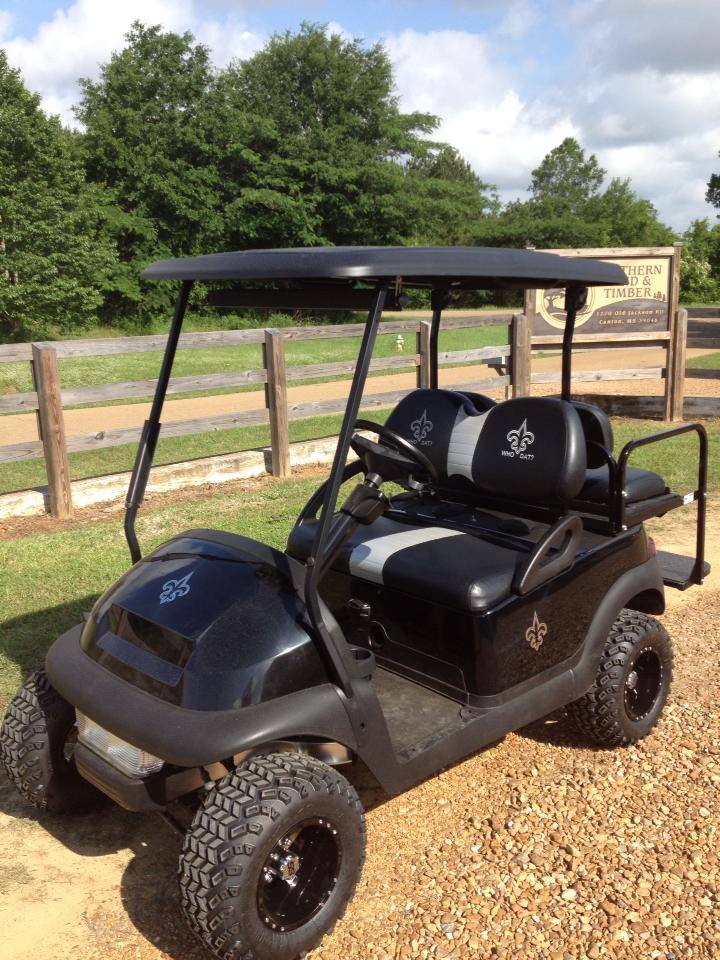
[1,0,263,123]
[387,17,719,229]
[387,28,579,195]
[571,0,720,75]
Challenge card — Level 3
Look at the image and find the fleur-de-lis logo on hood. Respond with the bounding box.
[410,409,434,443]
[159,571,194,604]
[525,611,548,651]
[507,419,535,455]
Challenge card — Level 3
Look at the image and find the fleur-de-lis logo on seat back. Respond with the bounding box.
[159,571,194,604]
[525,611,548,651]
[506,419,535,455]
[410,409,434,443]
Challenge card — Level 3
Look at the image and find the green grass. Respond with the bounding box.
[0,410,394,494]
[0,324,507,396]
[686,352,720,370]
[612,420,718,493]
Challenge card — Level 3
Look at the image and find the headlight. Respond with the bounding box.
[76,713,164,779]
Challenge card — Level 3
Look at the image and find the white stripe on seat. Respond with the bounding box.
[348,526,464,585]
[446,408,489,481]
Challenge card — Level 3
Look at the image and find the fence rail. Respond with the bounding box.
[1,303,716,518]
[0,313,519,514]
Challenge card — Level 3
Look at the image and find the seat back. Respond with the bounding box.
[384,391,585,502]
[384,388,488,483]
[464,397,587,502]
[571,401,614,468]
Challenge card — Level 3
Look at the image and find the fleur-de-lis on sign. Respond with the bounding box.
[507,419,535,454]
[410,409,434,443]
[159,571,194,604]
[525,611,547,651]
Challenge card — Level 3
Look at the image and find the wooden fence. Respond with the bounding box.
[1,304,716,519]
[0,312,518,517]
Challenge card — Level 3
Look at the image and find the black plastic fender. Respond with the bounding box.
[46,625,358,768]
[568,554,664,700]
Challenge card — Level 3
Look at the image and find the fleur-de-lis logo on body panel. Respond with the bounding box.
[507,419,535,455]
[410,409,434,443]
[525,611,548,651]
[159,571,194,604]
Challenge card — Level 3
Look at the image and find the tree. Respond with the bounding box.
[476,138,671,251]
[680,218,720,303]
[530,137,605,217]
[221,23,447,246]
[706,153,720,212]
[586,178,673,246]
[0,52,115,341]
[405,144,498,245]
[76,22,226,323]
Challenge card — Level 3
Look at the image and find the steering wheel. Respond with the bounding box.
[350,418,439,486]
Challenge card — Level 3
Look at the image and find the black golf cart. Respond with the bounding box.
[1,247,709,960]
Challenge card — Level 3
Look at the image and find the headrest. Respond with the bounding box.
[385,389,484,480]
[571,401,614,468]
[466,397,587,501]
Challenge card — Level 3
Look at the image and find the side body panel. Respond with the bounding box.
[321,528,649,705]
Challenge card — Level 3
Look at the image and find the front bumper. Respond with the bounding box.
[74,743,167,812]
[46,624,357,768]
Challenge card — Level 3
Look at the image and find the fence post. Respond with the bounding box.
[666,307,688,422]
[511,313,531,397]
[264,329,290,477]
[416,320,431,388]
[31,343,73,518]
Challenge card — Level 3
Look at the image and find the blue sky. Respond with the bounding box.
[1,1,719,230]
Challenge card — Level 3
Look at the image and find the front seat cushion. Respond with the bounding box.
[288,516,520,611]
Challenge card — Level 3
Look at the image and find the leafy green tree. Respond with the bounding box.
[587,178,673,246]
[405,144,498,245]
[76,22,226,322]
[529,137,604,217]
[680,218,720,303]
[0,52,115,341]
[706,153,720,212]
[476,138,671,251]
[221,23,443,246]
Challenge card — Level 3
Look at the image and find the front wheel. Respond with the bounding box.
[0,669,103,813]
[179,752,365,960]
[567,610,673,747]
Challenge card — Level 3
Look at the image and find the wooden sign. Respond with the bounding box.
[528,246,681,337]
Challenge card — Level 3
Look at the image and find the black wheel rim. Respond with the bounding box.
[257,817,341,932]
[624,647,663,721]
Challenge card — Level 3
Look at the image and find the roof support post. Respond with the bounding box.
[561,284,587,401]
[304,284,388,699]
[428,288,451,389]
[124,280,193,563]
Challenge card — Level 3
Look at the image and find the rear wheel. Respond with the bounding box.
[179,752,365,960]
[567,610,673,747]
[0,669,103,813]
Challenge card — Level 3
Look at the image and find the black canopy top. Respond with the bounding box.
[142,245,627,289]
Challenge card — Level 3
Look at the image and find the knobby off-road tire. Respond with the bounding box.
[179,752,366,960]
[0,669,103,813]
[567,610,673,747]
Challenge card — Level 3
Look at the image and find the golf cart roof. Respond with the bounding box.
[143,245,627,289]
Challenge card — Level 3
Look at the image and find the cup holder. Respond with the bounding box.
[349,645,375,679]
